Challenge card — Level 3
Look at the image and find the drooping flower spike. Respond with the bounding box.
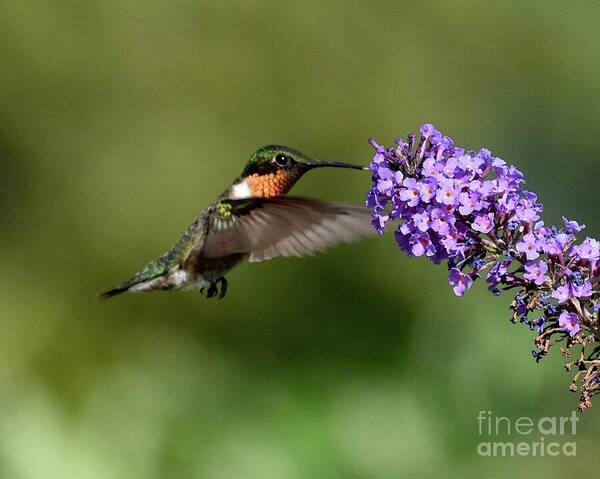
[367,124,600,411]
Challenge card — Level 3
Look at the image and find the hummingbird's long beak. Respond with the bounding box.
[306,160,369,171]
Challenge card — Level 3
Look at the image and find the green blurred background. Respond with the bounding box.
[1,1,599,477]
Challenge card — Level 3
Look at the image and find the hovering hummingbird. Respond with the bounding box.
[99,145,373,300]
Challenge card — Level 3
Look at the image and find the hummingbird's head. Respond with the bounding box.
[228,145,368,199]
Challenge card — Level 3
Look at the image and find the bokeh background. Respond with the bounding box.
[2,1,600,477]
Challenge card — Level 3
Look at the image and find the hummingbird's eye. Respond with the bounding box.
[273,153,292,167]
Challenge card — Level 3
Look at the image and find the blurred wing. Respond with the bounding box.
[202,197,374,263]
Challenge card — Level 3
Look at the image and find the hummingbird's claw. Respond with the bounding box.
[217,277,228,299]
[207,282,218,298]
[200,282,216,298]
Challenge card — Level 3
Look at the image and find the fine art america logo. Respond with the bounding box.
[477,411,577,457]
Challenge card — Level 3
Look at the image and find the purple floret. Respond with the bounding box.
[558,311,580,337]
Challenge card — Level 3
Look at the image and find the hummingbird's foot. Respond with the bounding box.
[217,277,228,299]
[200,278,227,299]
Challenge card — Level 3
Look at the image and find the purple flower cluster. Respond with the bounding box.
[367,124,600,411]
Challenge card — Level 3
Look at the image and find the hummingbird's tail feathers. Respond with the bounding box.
[97,275,143,300]
[97,276,162,300]
[97,258,172,300]
[97,286,129,300]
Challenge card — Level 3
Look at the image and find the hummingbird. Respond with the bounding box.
[99,145,373,300]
